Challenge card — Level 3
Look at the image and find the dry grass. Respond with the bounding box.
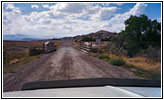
[3,41,45,73]
[118,56,161,80]
[108,54,161,72]
[122,56,161,73]
[4,54,43,73]
[3,40,62,73]
[100,54,161,80]
[9,58,20,64]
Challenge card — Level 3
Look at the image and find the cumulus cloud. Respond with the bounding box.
[104,3,147,32]
[31,5,39,9]
[129,3,147,15]
[3,3,148,38]
[50,3,119,21]
[3,3,21,14]
[50,3,91,14]
[42,4,49,8]
[3,3,29,34]
[98,7,120,20]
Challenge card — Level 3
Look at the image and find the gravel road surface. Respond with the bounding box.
[3,41,139,92]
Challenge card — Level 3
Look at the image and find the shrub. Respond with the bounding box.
[110,58,126,66]
[146,45,161,61]
[104,43,128,56]
[137,45,161,61]
[98,54,110,60]
[104,43,117,53]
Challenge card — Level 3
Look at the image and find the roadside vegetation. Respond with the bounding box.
[3,41,61,73]
[88,15,161,80]
[110,58,125,66]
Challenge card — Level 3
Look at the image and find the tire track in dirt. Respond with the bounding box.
[3,41,140,92]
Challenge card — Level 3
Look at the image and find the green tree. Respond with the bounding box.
[117,15,161,57]
[142,20,161,47]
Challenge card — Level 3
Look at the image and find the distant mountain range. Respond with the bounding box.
[3,30,117,41]
[3,34,43,41]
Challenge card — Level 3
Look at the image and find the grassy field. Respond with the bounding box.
[3,40,61,73]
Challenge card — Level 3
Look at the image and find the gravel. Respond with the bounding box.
[3,41,140,92]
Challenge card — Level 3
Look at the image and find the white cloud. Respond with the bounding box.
[31,5,39,9]
[129,3,147,15]
[50,3,91,14]
[3,3,21,14]
[98,7,120,19]
[3,3,29,34]
[51,3,119,21]
[42,4,49,8]
[3,3,148,38]
[104,3,147,32]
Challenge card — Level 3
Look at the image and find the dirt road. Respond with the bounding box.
[3,41,139,92]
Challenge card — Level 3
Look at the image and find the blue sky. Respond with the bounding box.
[3,3,161,38]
